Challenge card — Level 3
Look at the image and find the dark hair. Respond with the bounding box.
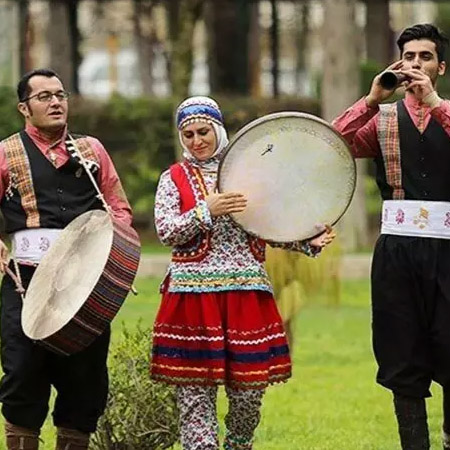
[17,68,63,102]
[397,24,449,62]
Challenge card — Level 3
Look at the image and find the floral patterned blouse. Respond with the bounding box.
[154,165,318,294]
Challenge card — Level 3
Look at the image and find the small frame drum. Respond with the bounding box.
[218,112,356,242]
[22,210,141,355]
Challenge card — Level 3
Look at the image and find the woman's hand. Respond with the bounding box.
[0,239,9,273]
[308,225,336,249]
[206,192,247,217]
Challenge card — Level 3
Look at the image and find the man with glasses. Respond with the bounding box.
[0,68,132,449]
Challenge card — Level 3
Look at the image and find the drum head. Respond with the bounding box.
[218,112,356,242]
[22,210,114,340]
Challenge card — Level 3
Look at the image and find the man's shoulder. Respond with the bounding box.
[72,134,106,153]
[72,133,101,144]
[1,131,23,145]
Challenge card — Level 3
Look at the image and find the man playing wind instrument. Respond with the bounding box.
[334,24,450,450]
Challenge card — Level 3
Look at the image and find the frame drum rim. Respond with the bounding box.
[217,111,356,242]
[22,210,114,340]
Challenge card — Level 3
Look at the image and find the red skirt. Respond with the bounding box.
[150,290,292,389]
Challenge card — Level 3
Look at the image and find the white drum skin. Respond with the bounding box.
[218,112,356,242]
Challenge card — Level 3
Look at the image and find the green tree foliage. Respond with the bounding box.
[0,87,22,139]
[436,4,450,96]
[68,95,175,226]
[91,324,179,450]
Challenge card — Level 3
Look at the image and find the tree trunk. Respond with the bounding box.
[248,1,261,98]
[322,0,368,251]
[18,0,32,75]
[294,0,310,95]
[132,0,155,96]
[47,0,80,93]
[164,0,204,162]
[67,0,80,94]
[167,0,204,99]
[207,0,252,95]
[270,0,279,98]
[365,0,392,67]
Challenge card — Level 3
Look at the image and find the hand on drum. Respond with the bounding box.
[206,192,247,217]
[0,239,9,273]
[308,225,336,249]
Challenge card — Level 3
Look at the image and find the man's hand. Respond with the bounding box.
[400,68,435,102]
[309,225,336,249]
[0,239,9,273]
[206,192,247,217]
[366,60,404,108]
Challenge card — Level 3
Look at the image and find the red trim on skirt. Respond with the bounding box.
[150,290,292,389]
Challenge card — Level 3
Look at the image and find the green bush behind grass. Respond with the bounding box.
[92,323,178,450]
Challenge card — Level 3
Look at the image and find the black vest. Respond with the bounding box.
[1,131,104,233]
[374,100,450,201]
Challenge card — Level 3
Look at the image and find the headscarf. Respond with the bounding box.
[175,96,229,171]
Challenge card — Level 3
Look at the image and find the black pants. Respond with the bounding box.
[0,264,110,433]
[372,234,450,398]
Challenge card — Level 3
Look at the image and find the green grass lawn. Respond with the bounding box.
[140,241,171,255]
[0,278,446,449]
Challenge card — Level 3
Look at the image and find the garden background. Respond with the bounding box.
[1,1,450,448]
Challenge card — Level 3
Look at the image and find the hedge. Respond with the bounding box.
[0,89,320,228]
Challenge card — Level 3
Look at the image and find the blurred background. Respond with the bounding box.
[0,0,449,252]
[2,2,450,448]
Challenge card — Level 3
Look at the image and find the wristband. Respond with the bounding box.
[423,90,442,109]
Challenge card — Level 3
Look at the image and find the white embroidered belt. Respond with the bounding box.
[381,200,450,239]
[11,228,63,264]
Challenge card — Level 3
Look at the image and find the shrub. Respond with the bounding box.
[68,95,176,228]
[0,87,21,139]
[0,89,321,228]
[91,324,179,450]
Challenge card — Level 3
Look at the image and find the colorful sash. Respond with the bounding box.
[382,200,450,239]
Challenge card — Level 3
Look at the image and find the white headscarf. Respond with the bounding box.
[176,96,229,171]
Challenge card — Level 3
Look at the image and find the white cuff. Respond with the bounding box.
[195,200,213,231]
[423,91,442,109]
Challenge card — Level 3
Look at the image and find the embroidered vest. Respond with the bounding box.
[0,131,104,233]
[376,100,450,201]
[169,162,266,263]
[169,162,211,262]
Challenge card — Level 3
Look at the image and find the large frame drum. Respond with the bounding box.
[22,210,141,355]
[218,112,356,242]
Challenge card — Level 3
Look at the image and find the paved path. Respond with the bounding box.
[136,253,372,279]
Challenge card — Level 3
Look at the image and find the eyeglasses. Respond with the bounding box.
[23,91,70,103]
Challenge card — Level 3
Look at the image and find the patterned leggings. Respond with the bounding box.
[176,385,265,450]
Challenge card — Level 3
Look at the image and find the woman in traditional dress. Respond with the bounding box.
[150,96,335,450]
